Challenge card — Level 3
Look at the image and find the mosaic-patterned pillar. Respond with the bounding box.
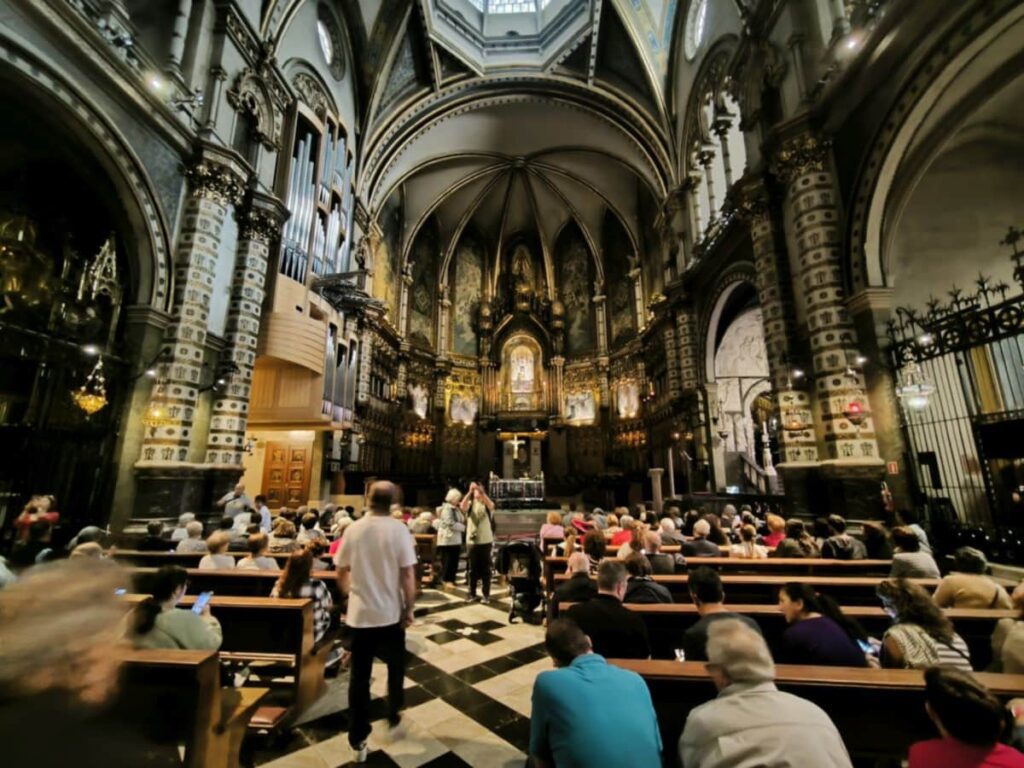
[550,356,565,419]
[139,160,244,465]
[204,198,284,466]
[663,324,680,399]
[773,136,879,463]
[736,180,818,465]
[593,283,608,356]
[676,304,699,392]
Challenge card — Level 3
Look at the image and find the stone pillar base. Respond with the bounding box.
[132,464,244,527]
[818,461,886,520]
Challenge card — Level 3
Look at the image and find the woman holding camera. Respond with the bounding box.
[461,482,495,603]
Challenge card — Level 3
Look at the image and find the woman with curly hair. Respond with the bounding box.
[876,578,972,671]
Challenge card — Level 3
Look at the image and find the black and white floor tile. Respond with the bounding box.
[251,587,549,768]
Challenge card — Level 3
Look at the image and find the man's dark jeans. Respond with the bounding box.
[347,623,406,747]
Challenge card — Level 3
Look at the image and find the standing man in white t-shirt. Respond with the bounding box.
[335,480,418,763]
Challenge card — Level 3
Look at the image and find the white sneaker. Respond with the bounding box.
[353,741,368,763]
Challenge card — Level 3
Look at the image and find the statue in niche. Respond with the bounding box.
[450,393,478,424]
[510,344,534,394]
[409,383,429,419]
[510,243,535,310]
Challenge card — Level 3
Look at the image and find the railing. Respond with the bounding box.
[739,453,780,495]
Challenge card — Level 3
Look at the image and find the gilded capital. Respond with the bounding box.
[237,206,284,244]
[770,134,832,185]
[185,162,246,206]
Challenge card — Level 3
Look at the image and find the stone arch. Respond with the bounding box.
[0,36,173,310]
[699,268,758,384]
[847,3,1024,294]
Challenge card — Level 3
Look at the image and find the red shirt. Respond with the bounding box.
[762,531,785,548]
[909,738,1024,768]
[611,530,632,547]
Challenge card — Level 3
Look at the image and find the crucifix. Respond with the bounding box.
[508,432,524,459]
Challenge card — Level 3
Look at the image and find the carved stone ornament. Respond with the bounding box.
[227,68,282,151]
[728,182,770,223]
[770,135,832,185]
[238,206,283,244]
[292,73,332,119]
[185,161,245,206]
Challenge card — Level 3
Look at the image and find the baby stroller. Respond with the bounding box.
[496,539,544,624]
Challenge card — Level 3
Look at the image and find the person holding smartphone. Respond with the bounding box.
[133,565,222,651]
[460,481,495,603]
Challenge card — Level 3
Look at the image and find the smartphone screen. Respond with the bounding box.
[114,588,127,596]
[857,639,876,655]
[192,591,214,615]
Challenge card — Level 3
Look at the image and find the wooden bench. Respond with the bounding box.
[544,556,895,590]
[126,567,343,602]
[116,648,267,768]
[552,572,945,605]
[561,602,1014,669]
[124,594,332,731]
[610,660,1024,765]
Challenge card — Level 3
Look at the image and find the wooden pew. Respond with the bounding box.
[561,602,1014,669]
[552,572,943,605]
[544,556,894,590]
[610,660,1024,765]
[124,594,332,731]
[116,648,267,768]
[125,567,343,603]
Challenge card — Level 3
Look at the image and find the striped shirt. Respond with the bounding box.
[884,623,972,671]
[272,579,333,642]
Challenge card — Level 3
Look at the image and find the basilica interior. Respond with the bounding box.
[2,0,1024,766]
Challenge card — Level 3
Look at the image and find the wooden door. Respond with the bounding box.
[262,441,311,510]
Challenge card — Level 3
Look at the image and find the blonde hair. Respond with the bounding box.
[766,514,786,533]
[272,519,296,538]
[206,531,231,554]
[546,511,562,525]
[606,513,619,528]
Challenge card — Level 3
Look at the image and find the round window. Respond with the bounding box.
[684,0,708,62]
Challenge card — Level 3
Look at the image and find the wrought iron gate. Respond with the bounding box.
[887,226,1024,527]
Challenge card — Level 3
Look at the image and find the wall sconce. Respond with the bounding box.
[844,398,868,427]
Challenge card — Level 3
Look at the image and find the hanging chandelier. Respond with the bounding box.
[71,358,108,415]
[895,361,935,411]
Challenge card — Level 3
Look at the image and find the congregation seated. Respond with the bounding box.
[137,521,170,552]
[170,512,195,542]
[682,520,722,558]
[564,560,650,659]
[198,532,235,570]
[862,520,894,559]
[271,549,333,643]
[908,666,1024,768]
[891,526,941,579]
[269,519,299,553]
[659,517,686,546]
[701,513,730,546]
[678,619,853,768]
[582,528,607,574]
[731,524,768,559]
[8,520,57,569]
[761,514,787,548]
[771,518,820,558]
[681,567,761,662]
[624,553,673,604]
[590,507,608,531]
[617,525,646,559]
[70,542,104,560]
[610,515,635,547]
[877,578,972,671]
[550,552,597,619]
[895,508,932,555]
[12,495,59,543]
[680,509,700,536]
[408,510,435,534]
[297,512,327,545]
[134,565,222,651]
[992,581,1024,673]
[529,618,663,768]
[539,510,565,542]
[175,520,207,553]
[776,583,870,667]
[603,512,621,537]
[645,531,684,574]
[934,547,1013,609]
[237,532,279,570]
[229,513,261,551]
[820,515,868,560]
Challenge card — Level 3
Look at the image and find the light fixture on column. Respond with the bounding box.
[71,358,108,415]
[844,398,868,427]
[895,361,935,411]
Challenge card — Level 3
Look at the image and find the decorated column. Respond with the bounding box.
[735,180,818,465]
[204,195,286,466]
[139,159,244,466]
[772,135,880,465]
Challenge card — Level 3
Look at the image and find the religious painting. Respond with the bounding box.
[450,393,478,424]
[615,380,640,419]
[603,212,638,349]
[565,391,596,424]
[408,382,429,419]
[557,226,595,357]
[407,220,437,349]
[372,195,402,323]
[451,233,482,357]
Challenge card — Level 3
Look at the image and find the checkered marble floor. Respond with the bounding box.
[251,588,548,768]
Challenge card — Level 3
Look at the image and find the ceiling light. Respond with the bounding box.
[82,344,100,356]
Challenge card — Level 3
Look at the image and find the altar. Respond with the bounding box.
[488,475,545,502]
